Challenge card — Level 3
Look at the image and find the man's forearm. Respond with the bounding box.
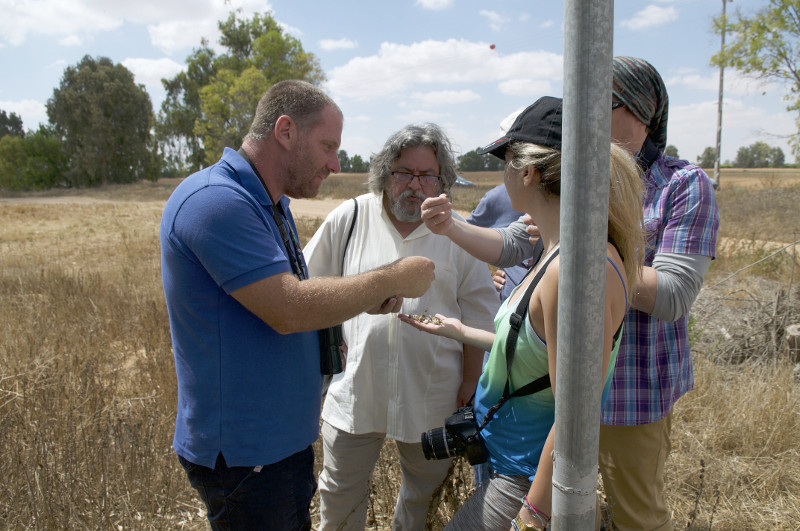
[232,258,434,334]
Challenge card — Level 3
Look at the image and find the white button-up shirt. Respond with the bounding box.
[304,193,500,442]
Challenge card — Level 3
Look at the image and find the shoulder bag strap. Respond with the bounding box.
[478,247,559,431]
[341,198,358,273]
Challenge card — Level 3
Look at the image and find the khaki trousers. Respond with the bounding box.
[318,421,451,530]
[598,413,673,531]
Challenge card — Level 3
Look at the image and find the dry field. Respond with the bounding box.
[0,168,799,529]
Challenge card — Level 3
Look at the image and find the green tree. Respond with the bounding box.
[157,44,216,176]
[772,145,786,166]
[195,66,269,165]
[458,149,485,171]
[665,144,679,158]
[0,110,25,138]
[0,126,68,190]
[158,10,325,171]
[46,55,159,187]
[734,141,785,167]
[712,0,800,158]
[485,155,503,171]
[458,148,505,171]
[338,149,352,173]
[697,147,717,168]
[350,154,369,173]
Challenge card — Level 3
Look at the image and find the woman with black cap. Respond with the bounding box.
[417,58,720,531]
[400,95,645,530]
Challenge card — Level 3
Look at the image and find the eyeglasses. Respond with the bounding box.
[390,171,440,188]
[612,101,625,110]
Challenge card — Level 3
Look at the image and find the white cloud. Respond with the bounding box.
[319,38,358,51]
[0,99,47,130]
[414,0,453,11]
[410,90,481,106]
[0,0,273,55]
[480,10,508,31]
[669,99,794,162]
[58,34,86,47]
[539,20,554,29]
[621,5,678,31]
[278,22,303,38]
[395,108,448,123]
[0,0,121,47]
[325,39,562,100]
[498,79,553,97]
[666,69,783,98]
[148,18,219,55]
[122,57,185,91]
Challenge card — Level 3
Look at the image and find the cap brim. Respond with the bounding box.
[477,136,511,160]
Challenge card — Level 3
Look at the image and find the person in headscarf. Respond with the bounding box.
[416,57,720,530]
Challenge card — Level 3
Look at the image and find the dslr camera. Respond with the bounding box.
[421,406,488,465]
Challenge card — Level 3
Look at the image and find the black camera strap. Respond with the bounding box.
[478,244,558,432]
[237,147,307,280]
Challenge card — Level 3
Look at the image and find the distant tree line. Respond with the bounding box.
[335,147,505,174]
[695,142,786,168]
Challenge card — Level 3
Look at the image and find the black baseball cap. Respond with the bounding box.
[477,96,563,159]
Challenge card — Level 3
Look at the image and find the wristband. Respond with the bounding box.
[521,494,550,528]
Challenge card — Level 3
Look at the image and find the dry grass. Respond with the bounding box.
[1,168,799,529]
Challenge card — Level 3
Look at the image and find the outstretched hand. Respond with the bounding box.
[398,313,463,341]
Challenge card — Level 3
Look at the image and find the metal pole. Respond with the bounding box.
[714,0,730,188]
[554,1,614,529]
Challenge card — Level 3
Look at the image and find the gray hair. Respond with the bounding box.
[368,123,457,195]
[246,80,342,141]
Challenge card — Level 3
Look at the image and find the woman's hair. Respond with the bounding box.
[607,143,645,299]
[506,141,562,196]
[506,141,644,302]
[368,123,458,195]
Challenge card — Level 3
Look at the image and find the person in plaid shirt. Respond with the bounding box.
[597,56,719,530]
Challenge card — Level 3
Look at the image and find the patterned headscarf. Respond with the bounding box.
[612,56,669,152]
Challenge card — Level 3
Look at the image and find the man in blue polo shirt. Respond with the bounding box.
[160,80,436,530]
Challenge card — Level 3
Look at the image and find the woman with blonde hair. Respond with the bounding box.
[400,96,644,530]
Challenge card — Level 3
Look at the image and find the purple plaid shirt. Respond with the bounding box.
[602,153,719,426]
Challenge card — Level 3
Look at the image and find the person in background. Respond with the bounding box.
[421,57,720,530]
[304,122,500,530]
[402,96,645,530]
[160,80,435,530]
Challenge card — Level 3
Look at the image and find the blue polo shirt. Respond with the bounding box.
[160,147,322,469]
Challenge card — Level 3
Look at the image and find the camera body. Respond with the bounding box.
[421,406,488,465]
[319,324,344,375]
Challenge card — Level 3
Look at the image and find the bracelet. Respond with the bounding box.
[521,494,550,528]
[523,494,550,520]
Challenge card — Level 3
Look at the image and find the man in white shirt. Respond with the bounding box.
[305,123,500,530]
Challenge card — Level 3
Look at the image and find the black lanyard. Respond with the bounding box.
[237,148,307,280]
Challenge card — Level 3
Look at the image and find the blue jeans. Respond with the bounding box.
[178,447,316,531]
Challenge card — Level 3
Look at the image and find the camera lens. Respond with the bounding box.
[421,427,457,460]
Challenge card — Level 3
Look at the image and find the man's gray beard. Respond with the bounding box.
[390,190,425,222]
